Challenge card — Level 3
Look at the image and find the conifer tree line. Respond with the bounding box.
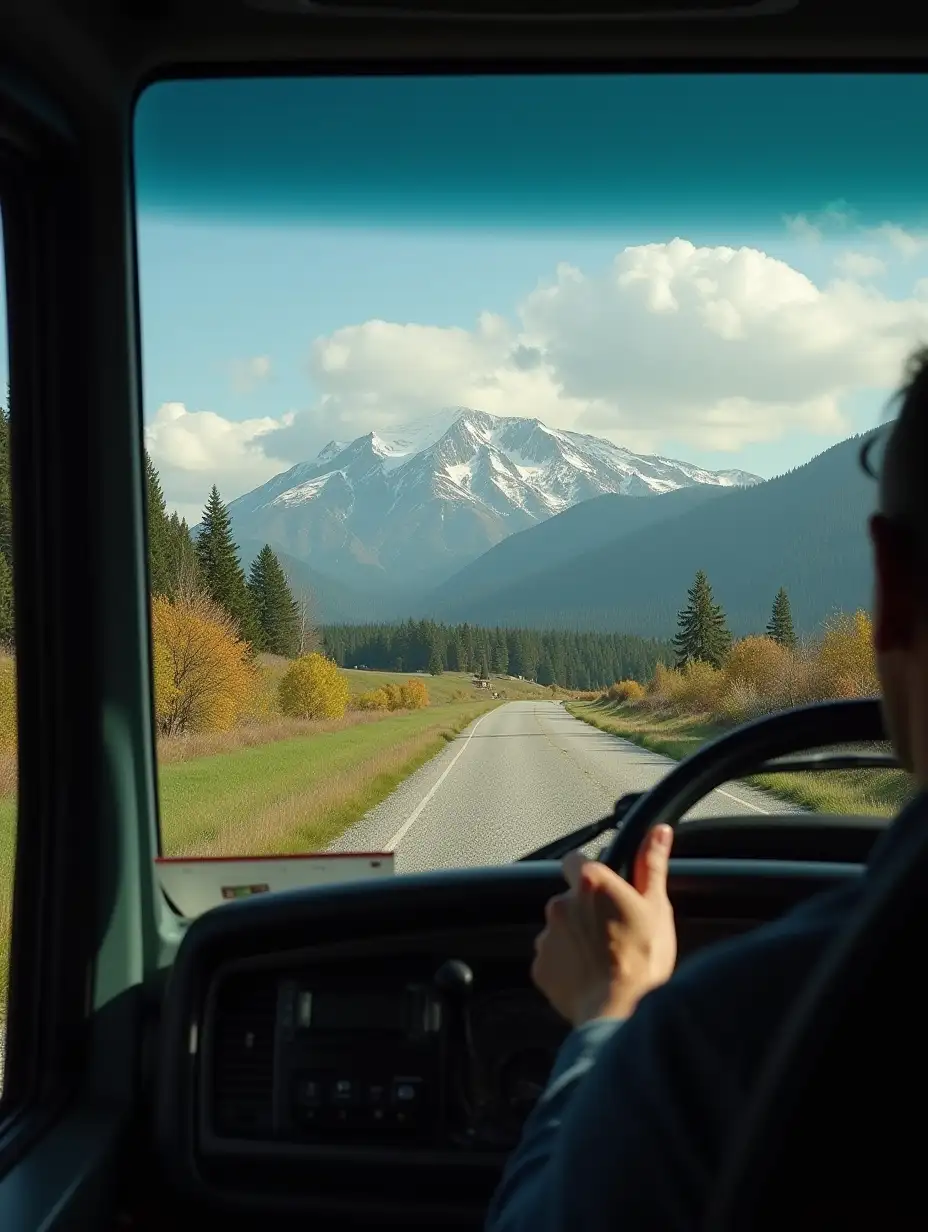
[145,455,305,658]
[323,622,673,691]
[673,570,797,669]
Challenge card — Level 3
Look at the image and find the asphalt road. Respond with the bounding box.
[328,700,800,872]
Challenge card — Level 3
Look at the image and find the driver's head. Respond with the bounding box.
[868,346,928,779]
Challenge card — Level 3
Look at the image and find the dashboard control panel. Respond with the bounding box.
[275,978,445,1145]
[200,952,567,1159]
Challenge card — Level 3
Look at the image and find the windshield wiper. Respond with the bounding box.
[519,792,643,862]
[753,751,900,773]
[518,750,901,863]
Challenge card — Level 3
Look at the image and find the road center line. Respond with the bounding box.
[385,708,495,851]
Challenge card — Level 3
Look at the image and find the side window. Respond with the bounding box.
[0,212,13,1091]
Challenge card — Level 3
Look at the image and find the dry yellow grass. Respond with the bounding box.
[155,709,398,765]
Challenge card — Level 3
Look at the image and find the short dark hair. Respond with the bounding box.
[860,347,928,546]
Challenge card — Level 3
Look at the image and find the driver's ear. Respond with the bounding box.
[869,514,918,653]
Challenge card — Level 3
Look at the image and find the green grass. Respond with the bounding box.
[567,701,914,818]
[159,700,497,856]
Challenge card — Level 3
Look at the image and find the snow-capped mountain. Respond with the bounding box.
[225,408,762,593]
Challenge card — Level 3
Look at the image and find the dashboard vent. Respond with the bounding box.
[209,972,278,1138]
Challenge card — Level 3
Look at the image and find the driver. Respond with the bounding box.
[484,346,928,1232]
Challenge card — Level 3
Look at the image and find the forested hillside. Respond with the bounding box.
[436,435,876,637]
[324,621,672,691]
[427,483,726,617]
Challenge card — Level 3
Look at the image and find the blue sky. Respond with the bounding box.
[131,74,928,522]
[136,205,928,523]
[12,76,928,523]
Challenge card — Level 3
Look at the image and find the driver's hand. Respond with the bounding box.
[531,825,676,1027]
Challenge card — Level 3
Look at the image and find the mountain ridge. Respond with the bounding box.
[430,435,875,638]
[223,406,762,594]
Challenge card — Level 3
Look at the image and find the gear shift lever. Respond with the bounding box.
[433,958,483,1122]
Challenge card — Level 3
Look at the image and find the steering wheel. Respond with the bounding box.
[600,698,886,878]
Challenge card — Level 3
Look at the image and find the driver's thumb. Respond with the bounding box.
[633,824,673,901]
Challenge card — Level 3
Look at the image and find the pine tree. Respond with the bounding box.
[428,644,444,675]
[145,451,174,598]
[195,485,259,645]
[167,513,200,596]
[672,570,732,669]
[766,587,797,649]
[492,629,509,675]
[248,545,300,657]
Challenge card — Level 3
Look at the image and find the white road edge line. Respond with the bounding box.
[385,708,494,852]
[613,731,770,814]
[713,786,768,814]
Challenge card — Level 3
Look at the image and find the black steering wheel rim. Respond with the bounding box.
[600,698,887,878]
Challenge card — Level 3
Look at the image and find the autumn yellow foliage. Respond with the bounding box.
[353,688,391,711]
[817,611,879,699]
[634,608,880,721]
[0,655,15,751]
[399,679,430,710]
[151,591,255,735]
[278,653,351,720]
[606,679,646,703]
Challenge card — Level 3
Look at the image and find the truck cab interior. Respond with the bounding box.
[0,1,925,1228]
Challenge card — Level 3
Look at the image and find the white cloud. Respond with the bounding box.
[784,201,854,243]
[151,235,928,505]
[146,401,293,517]
[229,354,272,393]
[273,237,928,458]
[869,223,927,257]
[834,251,886,278]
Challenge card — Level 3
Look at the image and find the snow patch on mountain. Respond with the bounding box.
[225,407,764,591]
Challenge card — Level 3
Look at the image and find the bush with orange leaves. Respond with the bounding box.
[607,679,646,703]
[278,652,351,720]
[151,590,256,735]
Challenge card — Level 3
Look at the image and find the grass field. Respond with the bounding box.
[159,699,496,856]
[568,701,914,818]
[340,666,550,703]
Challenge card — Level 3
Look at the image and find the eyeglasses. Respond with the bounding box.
[859,426,889,481]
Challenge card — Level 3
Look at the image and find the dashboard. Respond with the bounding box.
[153,819,881,1228]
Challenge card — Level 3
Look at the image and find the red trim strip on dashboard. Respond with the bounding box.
[154,852,392,863]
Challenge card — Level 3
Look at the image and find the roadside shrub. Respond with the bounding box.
[723,637,789,699]
[240,663,281,724]
[608,679,646,703]
[648,662,677,699]
[382,683,405,711]
[716,679,766,724]
[816,610,878,699]
[152,591,255,735]
[400,679,430,709]
[278,652,350,720]
[353,688,390,711]
[649,660,723,713]
[0,654,15,750]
